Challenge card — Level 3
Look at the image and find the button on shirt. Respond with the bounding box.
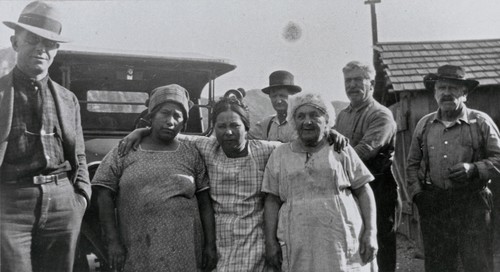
[407,106,500,198]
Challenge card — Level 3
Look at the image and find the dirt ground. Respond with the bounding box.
[395,233,500,271]
[395,233,425,272]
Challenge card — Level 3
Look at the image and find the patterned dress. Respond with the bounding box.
[262,142,374,271]
[92,141,208,272]
[185,135,279,272]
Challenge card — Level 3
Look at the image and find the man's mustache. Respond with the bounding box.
[440,96,455,102]
[347,88,362,94]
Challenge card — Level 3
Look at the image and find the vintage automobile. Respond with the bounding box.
[42,45,236,271]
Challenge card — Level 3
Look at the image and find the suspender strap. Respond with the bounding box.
[421,115,484,183]
[469,119,484,162]
[421,118,432,183]
[266,117,274,139]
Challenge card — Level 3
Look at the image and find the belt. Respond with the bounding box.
[3,172,68,185]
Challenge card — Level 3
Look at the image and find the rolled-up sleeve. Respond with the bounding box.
[475,115,500,181]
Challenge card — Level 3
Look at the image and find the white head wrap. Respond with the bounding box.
[287,92,336,130]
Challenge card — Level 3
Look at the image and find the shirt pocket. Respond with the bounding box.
[7,124,26,140]
[6,124,37,159]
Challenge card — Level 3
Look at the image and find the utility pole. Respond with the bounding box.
[365,0,380,45]
[364,0,386,103]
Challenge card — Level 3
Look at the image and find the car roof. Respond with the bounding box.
[57,45,237,79]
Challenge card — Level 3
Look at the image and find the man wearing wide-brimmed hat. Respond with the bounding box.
[249,70,302,142]
[0,2,90,271]
[407,64,500,272]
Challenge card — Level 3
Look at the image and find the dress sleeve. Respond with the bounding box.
[193,147,210,193]
[342,146,374,189]
[91,146,123,192]
[262,148,280,196]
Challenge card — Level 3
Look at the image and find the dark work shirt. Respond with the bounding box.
[0,68,70,181]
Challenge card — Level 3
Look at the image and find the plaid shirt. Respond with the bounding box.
[181,135,279,272]
[1,68,69,181]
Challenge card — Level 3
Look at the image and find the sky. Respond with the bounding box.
[1,0,499,102]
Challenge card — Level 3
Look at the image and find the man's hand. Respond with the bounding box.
[448,162,478,186]
[75,191,88,209]
[202,244,218,271]
[359,229,378,264]
[327,129,349,153]
[265,240,282,271]
[107,239,126,272]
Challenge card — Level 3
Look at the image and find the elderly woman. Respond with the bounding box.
[92,85,217,272]
[263,93,378,271]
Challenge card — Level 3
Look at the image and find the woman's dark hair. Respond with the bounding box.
[211,97,250,131]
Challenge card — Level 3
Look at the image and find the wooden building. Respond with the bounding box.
[373,38,500,245]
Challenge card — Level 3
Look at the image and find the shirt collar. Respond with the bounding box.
[272,114,288,125]
[13,66,49,90]
[433,105,470,125]
[346,96,374,113]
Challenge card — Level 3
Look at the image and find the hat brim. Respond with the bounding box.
[423,73,479,92]
[3,21,70,43]
[261,85,302,95]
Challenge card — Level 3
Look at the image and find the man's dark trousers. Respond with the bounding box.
[369,171,398,272]
[416,185,493,272]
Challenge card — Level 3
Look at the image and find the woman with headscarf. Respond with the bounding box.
[92,84,217,272]
[263,93,378,271]
[119,97,279,271]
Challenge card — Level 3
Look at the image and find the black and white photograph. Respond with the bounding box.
[0,1,499,271]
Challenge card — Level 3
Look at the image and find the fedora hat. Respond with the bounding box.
[423,65,479,92]
[261,70,302,95]
[3,1,69,43]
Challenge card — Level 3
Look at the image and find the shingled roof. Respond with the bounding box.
[375,39,500,92]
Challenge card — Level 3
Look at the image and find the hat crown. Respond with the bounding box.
[3,1,68,42]
[423,64,479,92]
[19,1,62,34]
[269,70,295,86]
[436,65,466,79]
[262,70,302,94]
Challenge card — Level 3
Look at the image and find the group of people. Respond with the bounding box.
[1,1,499,272]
